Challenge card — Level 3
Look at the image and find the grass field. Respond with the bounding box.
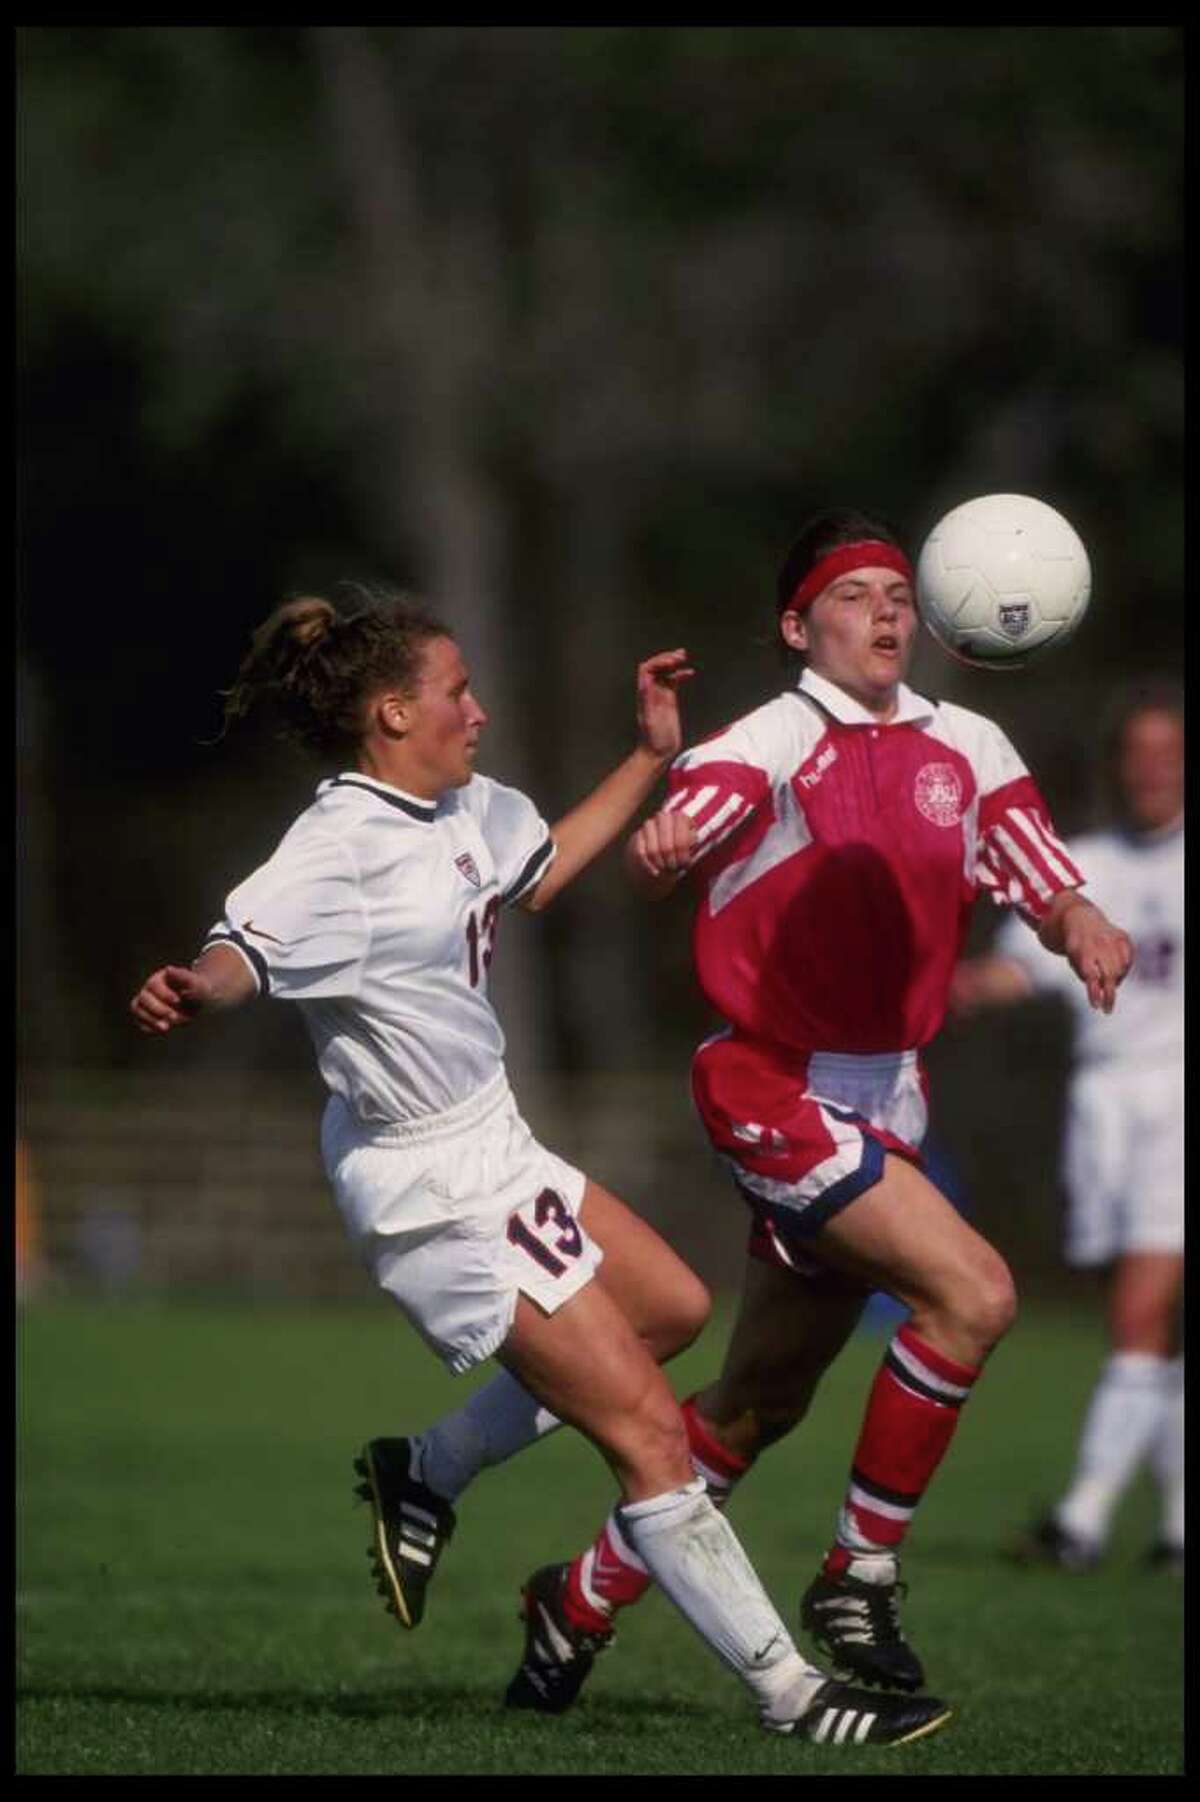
[17,1297,1183,1776]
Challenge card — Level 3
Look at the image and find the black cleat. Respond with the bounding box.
[504,1563,613,1714]
[801,1561,925,1693]
[353,1437,456,1630]
[772,1679,952,1747]
[1009,1514,1100,1573]
[1145,1540,1184,1575]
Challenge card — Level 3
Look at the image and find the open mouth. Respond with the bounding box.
[872,635,900,654]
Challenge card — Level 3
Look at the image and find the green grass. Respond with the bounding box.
[17,1298,1182,1775]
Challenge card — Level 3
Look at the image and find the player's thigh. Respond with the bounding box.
[706,1256,866,1435]
[497,1278,691,1499]
[1107,1250,1185,1355]
[580,1179,711,1352]
[813,1153,1015,1334]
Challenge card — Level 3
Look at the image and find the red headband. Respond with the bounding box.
[782,540,915,614]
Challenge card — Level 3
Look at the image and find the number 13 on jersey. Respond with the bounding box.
[465,897,500,987]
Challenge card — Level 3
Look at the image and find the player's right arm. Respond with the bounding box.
[625,807,698,898]
[623,700,791,901]
[130,943,257,1034]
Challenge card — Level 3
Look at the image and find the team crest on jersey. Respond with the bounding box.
[454,851,482,888]
[914,763,964,827]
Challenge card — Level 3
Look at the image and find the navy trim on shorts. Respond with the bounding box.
[793,1131,887,1236]
[735,1130,886,1259]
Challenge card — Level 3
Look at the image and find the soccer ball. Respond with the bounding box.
[915,493,1091,669]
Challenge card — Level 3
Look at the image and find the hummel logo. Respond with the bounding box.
[241,919,286,945]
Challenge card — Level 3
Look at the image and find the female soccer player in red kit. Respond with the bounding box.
[498,507,1134,1708]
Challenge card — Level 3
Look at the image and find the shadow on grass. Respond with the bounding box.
[17,1682,718,1728]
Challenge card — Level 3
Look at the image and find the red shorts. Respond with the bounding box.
[691,1031,928,1280]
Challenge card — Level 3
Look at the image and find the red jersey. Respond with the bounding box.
[668,668,1084,1055]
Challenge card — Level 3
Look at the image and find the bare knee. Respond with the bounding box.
[1108,1254,1184,1356]
[647,1272,711,1362]
[914,1254,1018,1364]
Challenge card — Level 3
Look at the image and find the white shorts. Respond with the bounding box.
[1061,1061,1184,1266]
[321,1071,599,1374]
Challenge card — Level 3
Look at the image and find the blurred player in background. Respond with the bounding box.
[130,586,951,1747]
[390,511,1133,1713]
[950,686,1183,1573]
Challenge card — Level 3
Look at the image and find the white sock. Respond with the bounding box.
[1149,1358,1184,1548]
[838,1548,899,1585]
[618,1478,826,1726]
[413,1372,561,1501]
[834,1506,901,1570]
[1056,1352,1170,1547]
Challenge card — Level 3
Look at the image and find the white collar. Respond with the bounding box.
[797,666,936,727]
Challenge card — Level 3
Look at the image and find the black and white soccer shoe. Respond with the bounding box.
[504,1563,613,1714]
[801,1559,925,1692]
[1009,1514,1100,1573]
[353,1437,457,1630]
[771,1679,952,1748]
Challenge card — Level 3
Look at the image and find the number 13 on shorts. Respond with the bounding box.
[507,1187,583,1278]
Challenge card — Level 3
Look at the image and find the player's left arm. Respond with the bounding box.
[522,649,695,911]
[1035,889,1134,1015]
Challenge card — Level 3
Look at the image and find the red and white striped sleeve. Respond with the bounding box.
[663,706,782,872]
[664,757,769,865]
[976,774,1086,923]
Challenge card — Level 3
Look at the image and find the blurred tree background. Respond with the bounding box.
[17,26,1182,1291]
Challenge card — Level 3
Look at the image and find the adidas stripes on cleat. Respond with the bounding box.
[772,1680,952,1747]
[801,1560,925,1693]
[504,1564,613,1714]
[353,1437,456,1630]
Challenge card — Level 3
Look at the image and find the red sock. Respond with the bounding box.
[824,1323,980,1573]
[563,1397,753,1629]
[680,1394,753,1507]
[563,1510,650,1632]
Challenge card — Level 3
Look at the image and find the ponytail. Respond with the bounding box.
[217,584,449,763]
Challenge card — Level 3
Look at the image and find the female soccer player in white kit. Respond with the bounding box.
[130,587,951,1747]
[951,688,1183,1572]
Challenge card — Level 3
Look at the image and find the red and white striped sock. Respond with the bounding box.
[680,1394,753,1508]
[563,1396,753,1632]
[824,1323,980,1574]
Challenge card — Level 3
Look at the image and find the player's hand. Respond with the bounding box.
[130,964,214,1034]
[946,956,1034,1019]
[627,808,698,882]
[1060,907,1134,1014]
[946,962,987,1020]
[635,649,696,762]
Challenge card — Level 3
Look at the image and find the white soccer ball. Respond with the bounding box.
[915,493,1091,669]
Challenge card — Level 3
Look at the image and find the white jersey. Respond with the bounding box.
[993,821,1183,1072]
[203,770,555,1125]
